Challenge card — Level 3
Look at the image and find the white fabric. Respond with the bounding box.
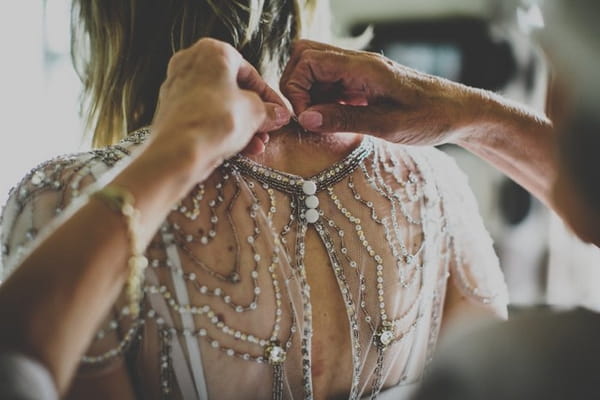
[163,230,209,399]
[0,352,58,400]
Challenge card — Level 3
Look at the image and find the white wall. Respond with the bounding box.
[330,0,494,31]
[0,0,85,207]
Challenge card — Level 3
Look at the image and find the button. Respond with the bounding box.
[302,180,317,195]
[305,195,319,209]
[305,209,319,223]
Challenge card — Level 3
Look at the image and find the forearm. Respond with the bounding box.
[455,89,556,207]
[0,139,208,394]
[0,37,282,395]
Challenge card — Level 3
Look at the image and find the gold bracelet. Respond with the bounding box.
[92,185,148,318]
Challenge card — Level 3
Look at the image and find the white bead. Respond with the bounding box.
[305,195,319,209]
[31,174,43,186]
[379,329,395,346]
[266,345,286,364]
[302,180,317,195]
[305,209,319,224]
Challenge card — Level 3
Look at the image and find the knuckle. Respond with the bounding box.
[212,43,232,59]
[193,38,235,62]
[211,52,230,70]
[302,49,319,62]
[243,92,265,118]
[195,37,216,47]
[168,50,187,71]
[219,111,237,134]
[194,37,223,52]
[280,80,297,97]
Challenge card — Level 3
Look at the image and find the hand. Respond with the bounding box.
[280,40,478,146]
[149,38,291,180]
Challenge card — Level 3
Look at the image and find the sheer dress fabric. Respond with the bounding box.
[0,129,508,399]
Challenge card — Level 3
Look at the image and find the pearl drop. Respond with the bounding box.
[305,209,319,223]
[305,195,319,209]
[302,180,317,195]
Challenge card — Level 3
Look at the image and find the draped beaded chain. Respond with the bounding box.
[0,127,505,400]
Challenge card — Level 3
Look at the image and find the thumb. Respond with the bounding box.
[238,89,268,135]
[297,104,396,136]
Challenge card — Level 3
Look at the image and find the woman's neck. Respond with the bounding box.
[247,122,363,177]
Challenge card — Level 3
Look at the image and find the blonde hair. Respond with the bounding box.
[71,0,328,148]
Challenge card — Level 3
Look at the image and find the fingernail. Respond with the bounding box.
[274,106,290,124]
[299,111,322,129]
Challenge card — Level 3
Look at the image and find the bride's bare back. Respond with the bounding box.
[1,128,507,399]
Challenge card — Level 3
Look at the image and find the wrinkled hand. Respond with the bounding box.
[280,40,476,145]
[150,38,291,177]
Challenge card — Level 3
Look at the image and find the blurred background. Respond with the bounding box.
[1,0,599,311]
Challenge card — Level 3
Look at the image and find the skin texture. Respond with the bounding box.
[0,38,291,395]
[2,35,558,398]
[65,38,508,398]
[280,40,556,208]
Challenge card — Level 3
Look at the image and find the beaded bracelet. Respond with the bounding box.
[92,185,148,318]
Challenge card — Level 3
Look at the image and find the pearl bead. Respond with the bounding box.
[379,329,395,346]
[305,195,319,209]
[302,180,317,195]
[266,344,286,364]
[305,209,319,223]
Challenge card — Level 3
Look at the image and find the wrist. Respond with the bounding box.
[446,86,492,146]
[456,87,552,148]
[155,117,235,160]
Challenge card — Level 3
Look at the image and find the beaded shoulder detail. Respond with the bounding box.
[0,129,151,277]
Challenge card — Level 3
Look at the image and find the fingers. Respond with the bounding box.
[281,51,348,114]
[236,88,268,136]
[237,58,289,108]
[297,104,397,137]
[236,58,292,133]
[259,103,291,132]
[281,47,380,115]
[162,38,294,160]
[281,40,349,89]
[281,45,342,113]
[242,135,267,156]
[179,38,290,116]
[256,131,270,144]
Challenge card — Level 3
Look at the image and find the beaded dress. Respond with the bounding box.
[0,128,508,399]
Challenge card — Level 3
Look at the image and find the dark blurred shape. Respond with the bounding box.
[353,18,518,91]
[523,55,538,93]
[499,178,532,226]
[415,308,600,400]
[559,102,600,212]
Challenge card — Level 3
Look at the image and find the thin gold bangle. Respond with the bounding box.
[92,185,148,318]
